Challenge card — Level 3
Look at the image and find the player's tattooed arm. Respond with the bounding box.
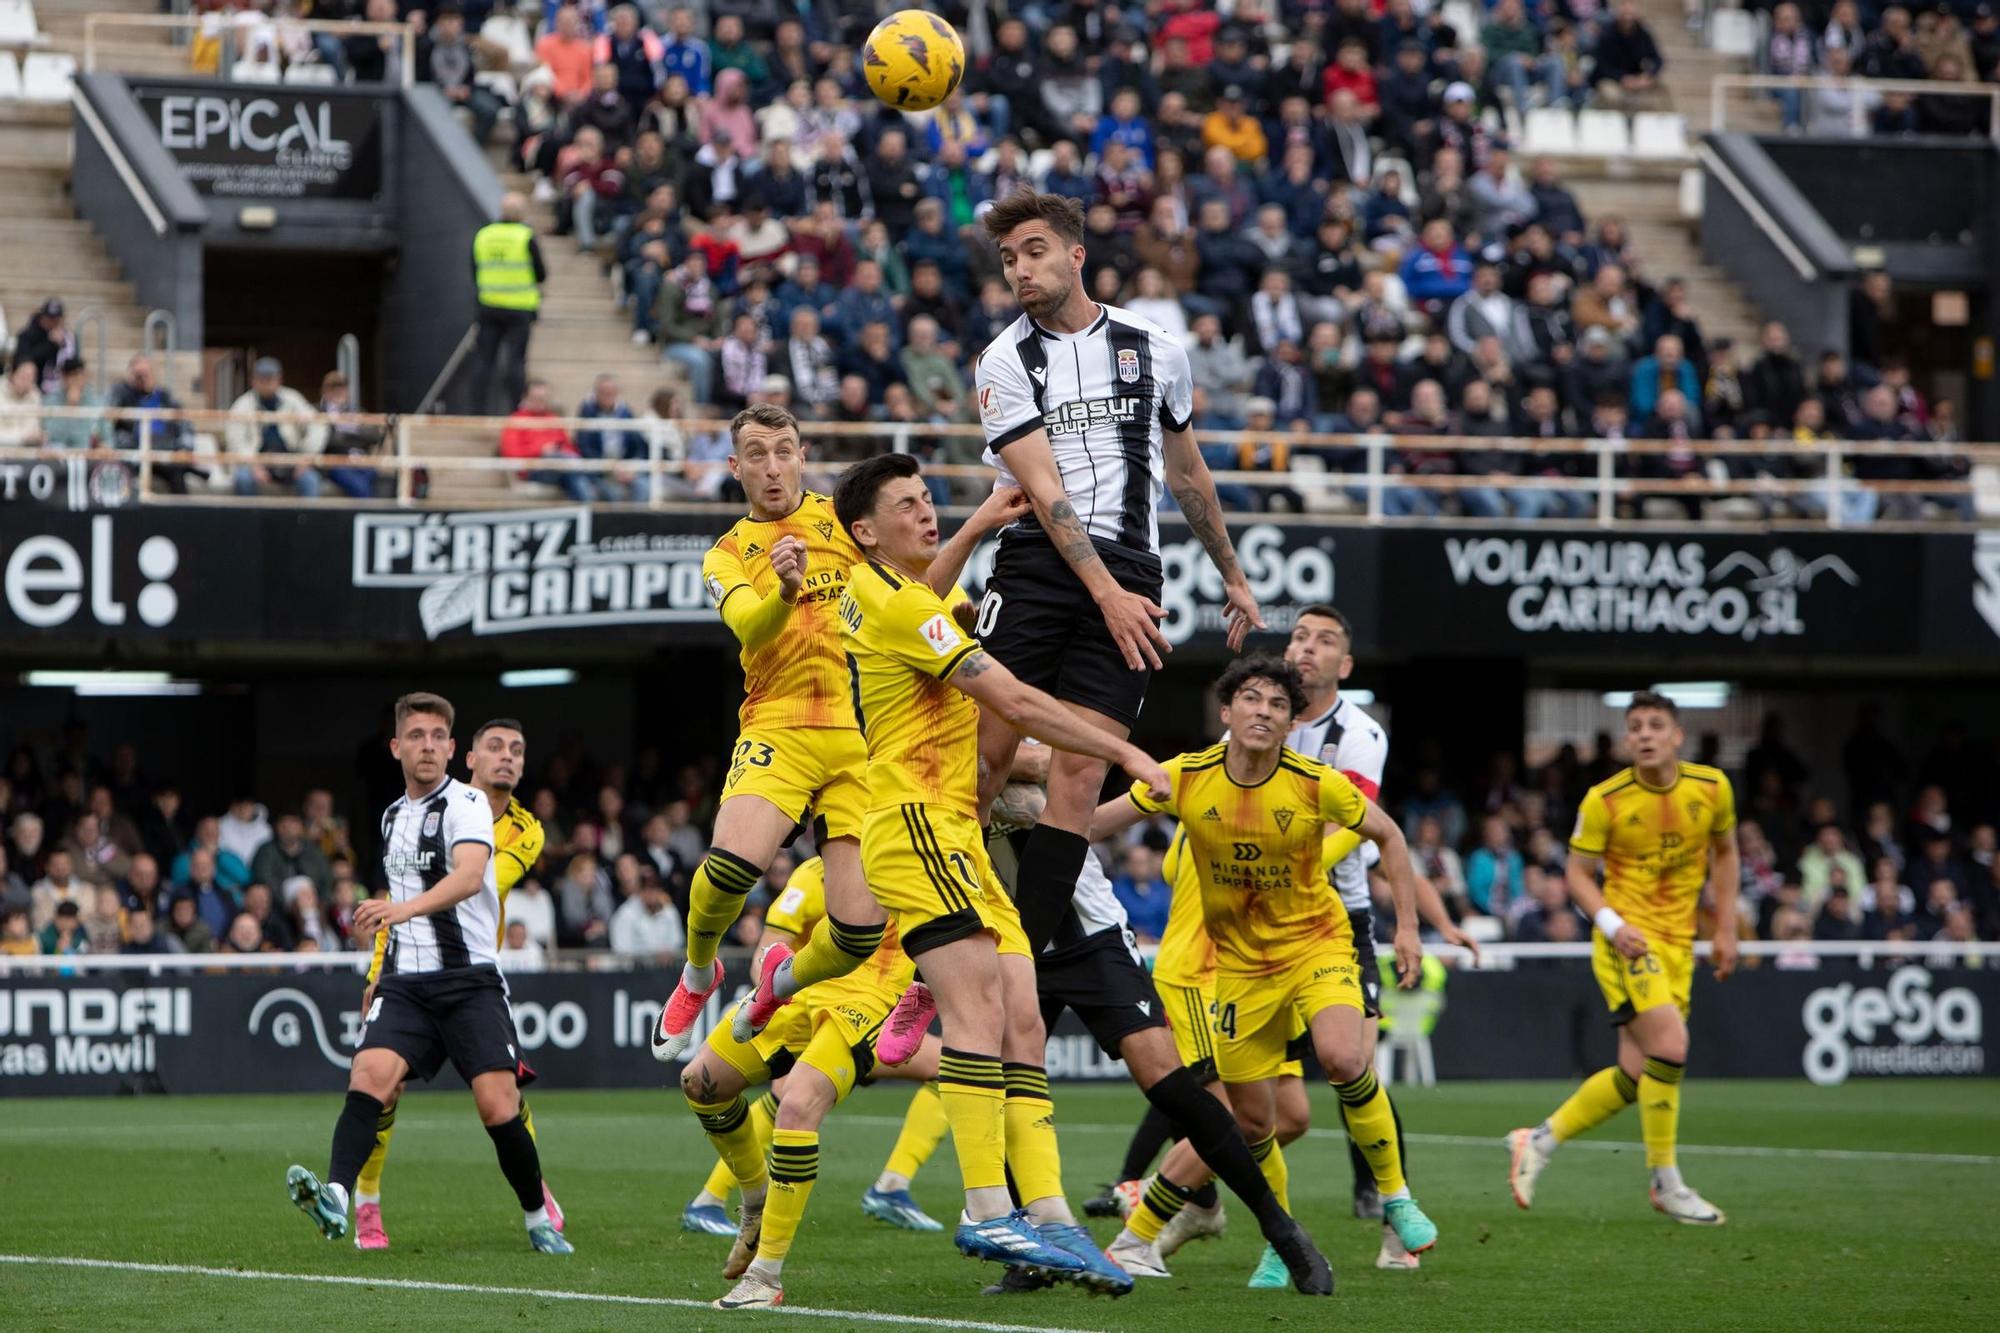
[955,651,994,680]
[1164,424,1265,651]
[1171,484,1243,581]
[1045,499,1106,577]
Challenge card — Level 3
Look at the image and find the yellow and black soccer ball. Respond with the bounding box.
[862,10,966,113]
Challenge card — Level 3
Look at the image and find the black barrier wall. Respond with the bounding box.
[1,962,1988,1097]
[2,506,1996,669]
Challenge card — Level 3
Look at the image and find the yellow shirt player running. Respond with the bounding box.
[657,406,1018,1061]
[1509,690,1741,1228]
[1091,655,1441,1270]
[351,718,552,1252]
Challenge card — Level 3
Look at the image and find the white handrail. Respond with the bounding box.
[84,13,418,90]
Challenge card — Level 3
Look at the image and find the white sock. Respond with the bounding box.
[746,1255,785,1283]
[354,1190,380,1207]
[965,1186,1013,1222]
[524,1205,551,1231]
[1532,1121,1559,1154]
[873,1171,910,1194]
[1026,1195,1073,1226]
[1111,1226,1143,1249]
[1382,1186,1412,1204]
[692,1188,726,1209]
[326,1182,350,1214]
[683,959,716,990]
[771,956,799,1000]
[1651,1165,1684,1193]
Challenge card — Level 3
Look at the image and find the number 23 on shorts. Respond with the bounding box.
[727,739,776,789]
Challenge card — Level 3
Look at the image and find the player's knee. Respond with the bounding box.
[1274,1099,1310,1145]
[1232,1102,1277,1142]
[1322,1047,1369,1086]
[473,1083,520,1126]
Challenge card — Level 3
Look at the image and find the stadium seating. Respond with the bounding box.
[1521,108,1578,156]
[0,0,39,49]
[1631,113,1690,158]
[21,49,72,101]
[1575,109,1632,156]
[1708,7,1761,59]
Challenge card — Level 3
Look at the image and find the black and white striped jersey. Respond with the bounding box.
[974,303,1195,563]
[1286,695,1388,913]
[378,777,499,975]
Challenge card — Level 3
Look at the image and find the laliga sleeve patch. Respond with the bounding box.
[917,612,963,657]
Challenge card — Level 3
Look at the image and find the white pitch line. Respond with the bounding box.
[0,1254,1107,1333]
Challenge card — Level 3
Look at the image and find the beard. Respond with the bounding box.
[1020,272,1072,320]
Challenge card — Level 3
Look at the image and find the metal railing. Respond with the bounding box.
[2,938,1994,975]
[1709,73,2000,140]
[83,13,418,90]
[0,406,1989,528]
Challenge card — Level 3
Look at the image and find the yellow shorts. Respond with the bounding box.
[712,1002,814,1084]
[722,726,868,841]
[709,986,898,1097]
[1156,980,1217,1077]
[1279,1007,1306,1081]
[1214,949,1365,1084]
[861,803,1031,961]
[1592,932,1694,1023]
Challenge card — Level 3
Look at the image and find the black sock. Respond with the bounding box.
[1348,1137,1373,1193]
[1015,825,1090,952]
[1391,1089,1409,1180]
[328,1090,385,1196]
[1143,1066,1290,1239]
[485,1112,545,1212]
[1119,1103,1177,1183]
[1190,1181,1218,1209]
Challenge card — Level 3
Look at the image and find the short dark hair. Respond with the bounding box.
[394,691,455,732]
[832,452,922,543]
[1627,690,1680,720]
[1294,604,1353,643]
[472,718,525,746]
[982,188,1085,248]
[1215,654,1309,719]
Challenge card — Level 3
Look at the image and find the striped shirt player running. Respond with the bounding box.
[350,717,562,1251]
[287,692,570,1255]
[968,189,1266,961]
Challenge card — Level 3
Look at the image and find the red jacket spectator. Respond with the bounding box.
[689,231,742,283]
[1323,51,1380,110]
[500,392,578,478]
[561,157,625,203]
[1157,5,1222,65]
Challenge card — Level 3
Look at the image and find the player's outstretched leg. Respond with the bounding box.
[1333,1067,1435,1255]
[1511,1064,1637,1208]
[862,1082,947,1231]
[289,1058,404,1245]
[472,1071,570,1254]
[689,1091,777,1235]
[747,838,886,1036]
[1642,1054,1724,1225]
[351,1092,399,1250]
[683,1051,772,1277]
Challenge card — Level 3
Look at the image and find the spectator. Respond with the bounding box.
[42,357,104,450]
[715,313,768,411]
[608,872,685,957]
[2,906,38,956]
[222,910,270,954]
[864,128,924,241]
[833,259,898,350]
[839,322,906,406]
[40,900,88,956]
[655,255,727,405]
[161,893,212,953]
[902,199,970,302]
[249,812,332,895]
[774,305,839,415]
[1040,25,1104,142]
[12,296,73,392]
[1762,3,1818,131]
[1859,5,1929,80]
[1594,0,1668,111]
[1399,218,1475,308]
[225,357,325,498]
[107,355,197,492]
[80,884,125,953]
[119,853,165,920]
[63,813,130,888]
[30,848,87,932]
[1092,87,1157,168]
[1466,814,1526,917]
[594,4,663,116]
[343,0,405,84]
[1186,313,1256,423]
[175,816,250,891]
[316,372,386,499]
[1798,824,1868,915]
[1447,263,1520,359]
[1468,147,1537,243]
[508,873,558,951]
[900,316,967,416]
[499,379,593,503]
[1203,85,1269,164]
[468,193,546,416]
[1629,334,1702,423]
[659,5,709,97]
[707,14,770,103]
[1572,264,1642,344]
[418,5,501,145]
[559,125,627,252]
[0,360,44,447]
[555,852,613,947]
[1806,47,1874,136]
[1110,843,1172,944]
[576,374,647,500]
[1484,0,1567,114]
[533,3,594,106]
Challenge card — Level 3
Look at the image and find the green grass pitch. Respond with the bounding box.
[5,1079,1996,1331]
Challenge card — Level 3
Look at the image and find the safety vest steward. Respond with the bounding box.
[473,221,540,312]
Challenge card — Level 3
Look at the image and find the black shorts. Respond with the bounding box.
[1349,907,1382,1020]
[360,966,521,1084]
[977,534,1163,729]
[1034,926,1168,1059]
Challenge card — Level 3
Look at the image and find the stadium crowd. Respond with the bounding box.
[3,707,1994,961]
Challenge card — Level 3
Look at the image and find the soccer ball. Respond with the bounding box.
[862,10,966,112]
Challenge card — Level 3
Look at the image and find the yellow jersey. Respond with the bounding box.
[839,561,982,819]
[705,491,862,733]
[1129,744,1368,978]
[368,796,544,983]
[1153,828,1217,990]
[767,855,915,1007]
[1569,762,1736,950]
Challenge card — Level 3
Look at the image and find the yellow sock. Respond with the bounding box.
[684,849,762,970]
[1547,1066,1639,1143]
[354,1103,396,1198]
[936,1048,1008,1192]
[884,1082,949,1181]
[521,1099,537,1143]
[1128,1174,1196,1243]
[1247,1132,1290,1213]
[1639,1057,1685,1169]
[786,913,884,993]
[1334,1069,1407,1197]
[1001,1063,1063,1206]
[701,1092,776,1201]
[687,1093,769,1192]
[759,1128,819,1263]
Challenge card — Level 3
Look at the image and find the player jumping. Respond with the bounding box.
[1090,658,1441,1283]
[350,717,561,1250]
[1509,691,1739,1226]
[286,693,569,1255]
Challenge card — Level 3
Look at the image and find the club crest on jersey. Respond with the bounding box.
[1117,348,1140,383]
[814,521,834,540]
[1274,809,1295,833]
[422,811,441,837]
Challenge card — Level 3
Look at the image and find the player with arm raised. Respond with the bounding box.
[350,717,559,1250]
[1089,658,1441,1283]
[653,405,1020,1062]
[1508,691,1739,1226]
[286,693,570,1255]
[833,451,1170,1292]
[967,188,1266,958]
